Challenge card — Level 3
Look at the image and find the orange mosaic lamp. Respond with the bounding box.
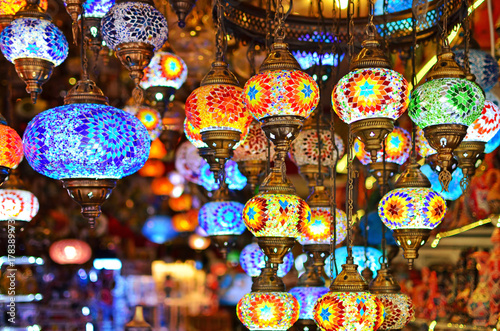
[0,0,47,31]
[0,116,23,185]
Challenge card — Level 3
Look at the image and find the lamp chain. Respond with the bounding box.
[347,0,355,61]
[441,0,449,50]
[463,0,471,74]
[381,140,387,264]
[411,3,418,159]
[214,0,227,62]
[346,125,356,260]
[80,14,89,80]
[265,0,272,51]
[273,0,286,42]
[316,0,324,186]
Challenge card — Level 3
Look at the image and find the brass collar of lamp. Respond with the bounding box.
[251,261,286,292]
[259,42,301,73]
[64,79,109,105]
[370,263,401,294]
[330,257,368,292]
[297,253,325,287]
[349,32,391,71]
[15,0,50,20]
[394,158,431,189]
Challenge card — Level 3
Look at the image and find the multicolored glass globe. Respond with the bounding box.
[141,50,188,90]
[354,126,411,165]
[199,160,247,191]
[243,193,311,238]
[237,292,300,331]
[142,215,178,244]
[415,126,436,158]
[333,68,409,125]
[485,91,500,153]
[289,286,329,320]
[124,105,162,140]
[325,246,383,278]
[233,120,273,163]
[174,141,204,184]
[376,293,414,329]
[0,188,39,222]
[23,103,150,180]
[198,201,246,236]
[290,129,345,168]
[420,164,463,201]
[463,100,500,143]
[240,242,294,278]
[298,207,347,245]
[184,119,207,148]
[313,291,385,330]
[454,49,500,93]
[83,0,114,18]
[243,69,319,120]
[0,119,23,182]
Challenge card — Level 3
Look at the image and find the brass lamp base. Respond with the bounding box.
[0,15,13,32]
[251,262,285,292]
[454,141,486,192]
[201,130,240,182]
[369,263,401,294]
[423,124,467,191]
[351,118,394,163]
[299,244,329,287]
[198,147,219,176]
[61,178,117,227]
[303,244,329,269]
[393,228,431,269]
[257,237,296,265]
[210,234,237,259]
[115,42,155,104]
[330,257,368,292]
[298,164,329,189]
[427,153,458,174]
[295,319,318,331]
[369,162,399,195]
[145,86,177,115]
[14,58,54,103]
[64,0,83,43]
[237,160,266,192]
[0,166,10,187]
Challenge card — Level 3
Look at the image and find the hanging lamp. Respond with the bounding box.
[0,0,47,32]
[168,0,196,28]
[415,126,459,174]
[82,0,115,55]
[0,169,39,225]
[101,0,168,103]
[124,104,163,141]
[62,0,85,43]
[0,115,23,186]
[240,242,294,279]
[0,0,69,103]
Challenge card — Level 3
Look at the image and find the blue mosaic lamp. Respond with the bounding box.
[101,0,168,102]
[199,159,247,191]
[454,49,500,93]
[239,242,294,278]
[22,79,150,227]
[82,0,115,54]
[290,286,329,328]
[325,246,383,278]
[142,215,178,244]
[0,0,69,103]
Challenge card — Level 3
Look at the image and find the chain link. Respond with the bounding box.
[348,0,355,61]
[346,125,358,259]
[441,0,449,50]
[273,0,286,42]
[463,0,471,74]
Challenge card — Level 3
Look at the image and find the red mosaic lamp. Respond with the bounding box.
[0,115,23,185]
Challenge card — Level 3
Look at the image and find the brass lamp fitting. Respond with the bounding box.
[392,228,431,269]
[237,160,267,193]
[454,141,486,192]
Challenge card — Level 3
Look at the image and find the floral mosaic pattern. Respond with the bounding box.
[420,164,463,201]
[314,291,385,330]
[101,2,168,51]
[376,293,414,329]
[409,78,484,129]
[199,160,247,191]
[454,49,500,93]
[290,129,344,167]
[333,68,409,124]
[243,69,319,120]
[354,126,411,165]
[325,246,383,278]
[174,141,204,183]
[198,201,245,236]
[240,242,294,278]
[464,100,500,142]
[0,123,23,169]
[124,105,162,140]
[243,193,310,238]
[485,92,500,153]
[378,187,447,230]
[83,0,114,18]
[0,189,39,222]
[23,104,150,180]
[0,0,48,16]
[184,119,207,148]
[141,51,188,90]
[298,207,347,245]
[237,292,299,330]
[415,126,436,158]
[289,286,329,320]
[233,120,274,162]
[186,84,252,134]
[0,18,68,66]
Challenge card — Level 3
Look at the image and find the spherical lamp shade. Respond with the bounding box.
[0,188,39,221]
[199,160,247,191]
[298,207,347,245]
[359,211,397,246]
[420,164,463,201]
[101,2,167,51]
[198,201,246,236]
[239,242,294,278]
[142,216,177,244]
[290,129,345,167]
[379,188,447,230]
[0,18,68,66]
[243,69,319,120]
[23,103,150,180]
[485,92,500,153]
[0,121,23,171]
[83,0,114,18]
[233,120,273,162]
[168,193,192,212]
[463,100,500,142]
[141,50,188,90]
[354,126,411,165]
[313,291,384,330]
[124,105,162,140]
[243,193,311,238]
[289,286,329,321]
[184,119,207,148]
[138,159,166,177]
[325,246,383,278]
[49,239,92,265]
[332,68,409,124]
[409,78,484,129]
[172,211,198,232]
[151,177,174,196]
[185,84,252,134]
[0,0,48,17]
[174,141,204,184]
[237,292,300,331]
[376,293,414,329]
[415,126,436,158]
[454,49,500,92]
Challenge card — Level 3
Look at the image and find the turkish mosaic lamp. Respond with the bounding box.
[82,0,115,55]
[0,169,39,224]
[332,30,409,164]
[408,49,484,191]
[23,79,150,227]
[0,0,47,31]
[454,48,500,93]
[101,0,168,103]
[0,115,23,185]
[0,0,69,103]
